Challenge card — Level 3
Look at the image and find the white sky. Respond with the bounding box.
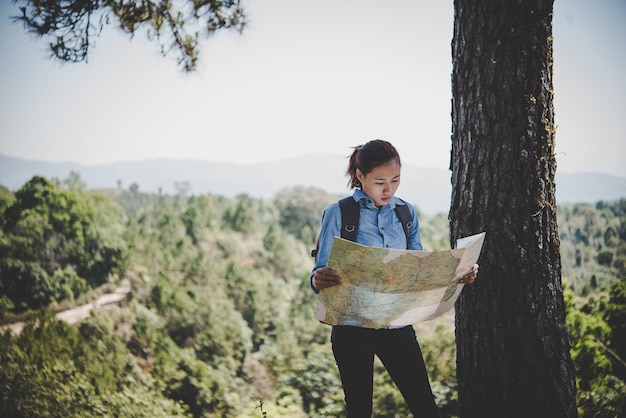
[0,0,624,177]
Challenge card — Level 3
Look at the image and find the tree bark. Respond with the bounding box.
[450,1,577,417]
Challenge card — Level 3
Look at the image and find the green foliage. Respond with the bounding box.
[49,265,87,303]
[0,176,127,311]
[0,309,187,417]
[223,194,260,234]
[371,357,411,417]
[559,200,626,295]
[604,277,626,377]
[0,295,14,318]
[565,285,626,417]
[278,343,344,416]
[419,323,460,416]
[106,187,164,217]
[224,262,275,351]
[262,223,304,277]
[149,277,251,374]
[164,351,241,417]
[1,176,623,417]
[566,291,612,389]
[273,186,337,245]
[0,184,15,217]
[577,375,626,418]
[597,251,613,266]
[557,201,626,416]
[418,212,452,251]
[78,310,140,393]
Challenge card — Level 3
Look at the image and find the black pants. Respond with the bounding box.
[331,325,441,418]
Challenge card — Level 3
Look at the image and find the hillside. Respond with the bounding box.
[0,177,624,417]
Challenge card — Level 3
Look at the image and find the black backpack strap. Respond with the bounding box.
[339,196,360,242]
[311,197,360,258]
[394,202,412,248]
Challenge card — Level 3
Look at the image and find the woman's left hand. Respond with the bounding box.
[459,264,479,284]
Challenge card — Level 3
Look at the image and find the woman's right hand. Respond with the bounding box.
[312,267,342,291]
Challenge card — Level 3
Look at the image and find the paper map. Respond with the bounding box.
[314,232,486,329]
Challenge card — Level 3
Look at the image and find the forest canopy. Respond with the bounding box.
[0,175,624,416]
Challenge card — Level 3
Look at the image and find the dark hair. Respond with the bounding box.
[346,139,401,189]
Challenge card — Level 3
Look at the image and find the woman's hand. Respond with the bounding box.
[459,264,479,284]
[313,267,342,291]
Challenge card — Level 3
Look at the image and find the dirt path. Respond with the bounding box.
[1,280,132,336]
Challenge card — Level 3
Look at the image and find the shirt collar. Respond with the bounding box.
[352,189,404,210]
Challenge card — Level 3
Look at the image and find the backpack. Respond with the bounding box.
[311,196,413,258]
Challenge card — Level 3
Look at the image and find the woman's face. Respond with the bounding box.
[356,160,401,208]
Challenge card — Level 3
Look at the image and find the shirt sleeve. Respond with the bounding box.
[310,202,342,293]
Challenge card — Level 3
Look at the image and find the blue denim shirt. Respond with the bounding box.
[311,189,422,292]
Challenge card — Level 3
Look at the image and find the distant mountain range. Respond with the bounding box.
[1,153,625,215]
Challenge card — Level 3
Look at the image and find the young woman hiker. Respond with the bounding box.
[311,139,478,417]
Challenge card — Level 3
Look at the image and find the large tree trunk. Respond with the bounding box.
[449,1,577,417]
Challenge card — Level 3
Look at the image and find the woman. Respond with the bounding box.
[311,139,478,417]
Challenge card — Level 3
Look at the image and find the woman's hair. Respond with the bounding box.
[346,139,401,189]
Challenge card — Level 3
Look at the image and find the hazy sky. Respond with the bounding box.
[0,0,624,177]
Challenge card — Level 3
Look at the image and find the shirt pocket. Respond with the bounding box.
[386,221,407,248]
